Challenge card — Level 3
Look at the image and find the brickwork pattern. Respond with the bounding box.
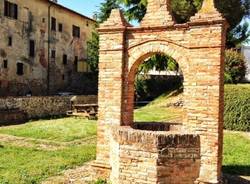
[94,0,228,183]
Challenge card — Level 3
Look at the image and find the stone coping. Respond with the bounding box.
[112,126,200,150]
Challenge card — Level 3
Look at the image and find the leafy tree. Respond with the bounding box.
[119,0,250,46]
[227,22,250,48]
[87,32,99,73]
[97,0,120,23]
[138,54,179,74]
[224,49,246,84]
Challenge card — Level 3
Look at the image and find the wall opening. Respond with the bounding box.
[16,63,24,76]
[129,53,184,131]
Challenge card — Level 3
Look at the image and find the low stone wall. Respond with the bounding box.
[110,126,200,184]
[0,95,97,120]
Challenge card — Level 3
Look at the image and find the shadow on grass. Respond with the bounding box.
[223,165,250,184]
[223,165,250,176]
[224,174,250,184]
[0,115,69,127]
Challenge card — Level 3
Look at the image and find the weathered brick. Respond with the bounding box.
[92,0,227,183]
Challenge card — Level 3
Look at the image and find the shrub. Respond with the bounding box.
[224,50,246,84]
[93,179,108,184]
[135,75,183,101]
[224,85,250,131]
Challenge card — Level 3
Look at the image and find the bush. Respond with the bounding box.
[224,85,250,131]
[224,50,246,84]
[135,75,183,101]
[93,179,108,184]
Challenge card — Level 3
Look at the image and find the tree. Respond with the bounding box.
[119,0,250,46]
[138,54,179,74]
[227,22,250,48]
[97,0,120,23]
[224,49,246,84]
[87,32,99,73]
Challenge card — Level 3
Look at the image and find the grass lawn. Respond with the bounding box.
[0,144,96,184]
[0,118,97,184]
[223,131,250,176]
[0,118,97,142]
[0,86,249,183]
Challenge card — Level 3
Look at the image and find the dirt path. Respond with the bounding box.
[0,134,97,151]
[42,163,94,184]
[42,163,250,184]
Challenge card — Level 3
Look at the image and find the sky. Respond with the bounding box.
[58,0,104,19]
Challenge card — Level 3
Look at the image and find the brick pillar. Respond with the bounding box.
[94,9,131,170]
[140,0,174,27]
[188,1,228,183]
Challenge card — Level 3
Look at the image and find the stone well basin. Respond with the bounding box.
[110,124,201,184]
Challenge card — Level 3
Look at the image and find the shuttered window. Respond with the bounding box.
[4,1,18,19]
[72,25,80,38]
[51,17,56,31]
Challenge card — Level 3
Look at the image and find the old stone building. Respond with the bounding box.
[0,0,96,96]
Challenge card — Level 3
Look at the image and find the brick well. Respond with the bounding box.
[93,0,228,183]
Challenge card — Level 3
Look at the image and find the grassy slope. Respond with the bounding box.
[135,90,183,122]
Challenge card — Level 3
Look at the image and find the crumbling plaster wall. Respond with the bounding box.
[0,0,96,96]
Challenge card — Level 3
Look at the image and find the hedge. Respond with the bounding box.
[224,85,250,132]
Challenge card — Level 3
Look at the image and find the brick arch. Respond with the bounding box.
[128,40,187,79]
[123,41,188,126]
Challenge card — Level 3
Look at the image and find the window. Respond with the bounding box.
[51,17,56,31]
[17,63,24,76]
[74,56,78,71]
[63,54,67,65]
[3,60,8,68]
[51,50,56,59]
[42,18,45,23]
[4,0,18,19]
[58,23,63,32]
[72,25,80,38]
[29,40,35,57]
[86,21,89,27]
[8,36,12,46]
[62,74,65,80]
[77,60,90,73]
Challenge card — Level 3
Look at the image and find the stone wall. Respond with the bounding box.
[0,95,97,119]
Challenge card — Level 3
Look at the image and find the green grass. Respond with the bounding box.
[0,118,97,142]
[0,86,249,183]
[135,106,182,122]
[0,144,96,184]
[223,131,250,175]
[135,90,183,122]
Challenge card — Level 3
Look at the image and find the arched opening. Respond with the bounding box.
[124,52,185,131]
